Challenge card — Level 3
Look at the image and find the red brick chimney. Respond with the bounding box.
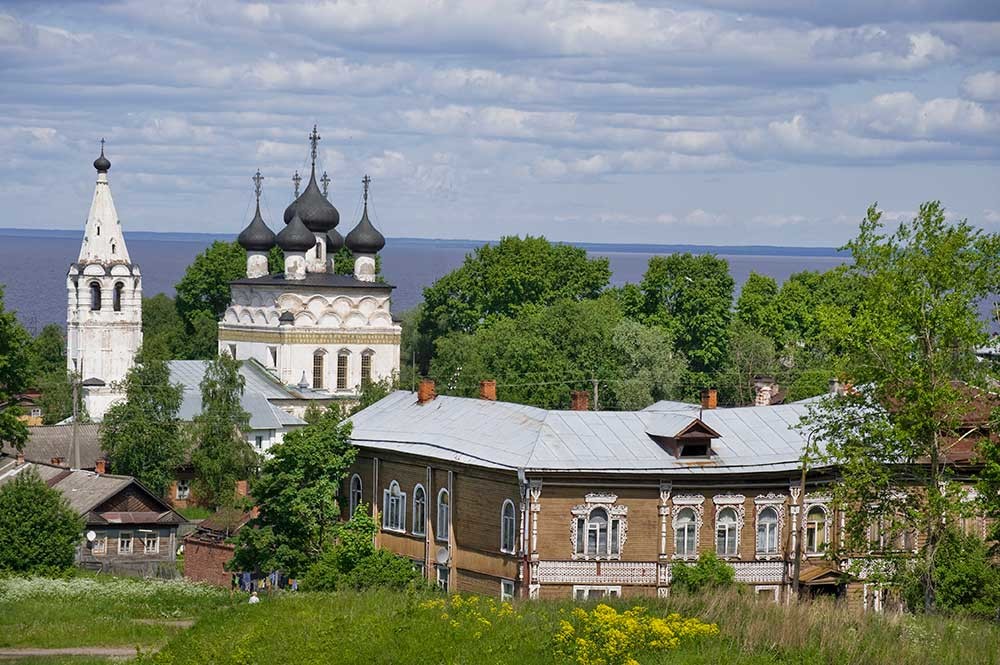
[700,389,718,410]
[571,390,590,411]
[95,459,107,474]
[236,480,249,497]
[479,380,497,401]
[417,378,436,404]
[50,456,64,466]
[15,452,24,466]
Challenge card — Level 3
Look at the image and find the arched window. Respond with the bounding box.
[805,506,828,554]
[674,507,698,557]
[89,282,101,310]
[361,350,374,386]
[312,350,325,389]
[349,474,363,516]
[111,242,116,255]
[436,489,450,542]
[756,506,779,555]
[574,507,622,558]
[382,480,406,532]
[715,507,738,556]
[113,282,124,312]
[96,225,100,236]
[337,350,349,390]
[412,484,426,536]
[500,499,516,554]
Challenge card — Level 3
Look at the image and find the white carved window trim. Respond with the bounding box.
[500,499,517,554]
[754,494,785,560]
[804,500,831,555]
[436,488,450,542]
[382,480,406,533]
[671,494,704,560]
[713,494,745,560]
[570,493,628,561]
[412,484,426,536]
[754,584,781,604]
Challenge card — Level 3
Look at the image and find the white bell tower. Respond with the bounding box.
[66,141,142,420]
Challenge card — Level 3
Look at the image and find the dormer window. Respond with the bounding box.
[646,418,720,459]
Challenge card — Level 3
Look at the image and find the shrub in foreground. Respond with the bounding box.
[0,469,83,574]
[900,529,1000,619]
[670,552,736,593]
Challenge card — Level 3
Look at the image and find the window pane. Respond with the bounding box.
[610,520,620,555]
[576,518,585,554]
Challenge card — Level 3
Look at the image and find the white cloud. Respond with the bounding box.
[963,71,1000,102]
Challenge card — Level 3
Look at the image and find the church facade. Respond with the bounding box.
[66,144,142,419]
[219,127,401,398]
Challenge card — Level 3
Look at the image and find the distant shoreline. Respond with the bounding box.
[0,227,846,257]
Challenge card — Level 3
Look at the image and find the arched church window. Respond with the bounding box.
[312,350,325,390]
[89,282,101,311]
[113,282,124,312]
[361,350,373,386]
[96,225,100,236]
[337,350,349,390]
[111,243,116,255]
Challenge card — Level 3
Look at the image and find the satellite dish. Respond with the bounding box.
[435,546,450,565]
[86,530,97,542]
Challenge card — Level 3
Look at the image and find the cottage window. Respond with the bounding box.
[500,579,515,602]
[382,480,406,532]
[176,480,190,500]
[30,408,42,418]
[716,507,739,557]
[254,435,263,450]
[142,532,159,554]
[337,350,349,390]
[674,508,698,557]
[436,565,450,592]
[92,536,107,556]
[312,351,325,390]
[90,282,101,310]
[118,531,133,555]
[436,489,450,542]
[574,507,622,558]
[573,586,621,600]
[349,474,363,516]
[361,350,373,386]
[412,484,426,536]
[805,506,828,554]
[756,507,779,555]
[500,500,517,554]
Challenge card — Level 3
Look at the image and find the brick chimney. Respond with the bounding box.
[571,390,590,411]
[50,456,64,466]
[236,480,249,497]
[479,380,497,401]
[417,379,436,404]
[95,459,107,474]
[15,452,24,466]
[700,389,718,410]
[753,376,777,407]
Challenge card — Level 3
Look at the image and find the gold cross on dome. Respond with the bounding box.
[252,169,263,201]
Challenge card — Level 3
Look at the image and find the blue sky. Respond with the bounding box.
[2,1,999,245]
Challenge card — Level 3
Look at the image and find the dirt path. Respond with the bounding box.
[0,646,142,659]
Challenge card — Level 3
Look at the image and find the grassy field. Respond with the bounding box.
[2,577,998,665]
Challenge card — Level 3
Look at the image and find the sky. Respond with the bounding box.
[2,1,999,246]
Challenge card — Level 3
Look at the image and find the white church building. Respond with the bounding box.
[66,143,142,419]
[219,127,401,398]
[66,128,400,422]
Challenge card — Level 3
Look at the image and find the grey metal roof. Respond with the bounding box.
[348,391,827,475]
[168,360,306,430]
[2,424,103,468]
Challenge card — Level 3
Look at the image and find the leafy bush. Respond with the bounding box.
[670,552,736,594]
[0,469,83,574]
[341,548,423,591]
[900,529,1000,619]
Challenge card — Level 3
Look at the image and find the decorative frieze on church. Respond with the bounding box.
[217,329,401,346]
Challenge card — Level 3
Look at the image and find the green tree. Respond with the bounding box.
[101,357,186,497]
[802,202,1000,611]
[899,529,1000,619]
[229,408,357,576]
[716,320,778,407]
[417,236,611,374]
[979,407,1000,550]
[29,324,67,379]
[639,253,734,382]
[25,323,84,424]
[0,468,84,574]
[735,272,779,339]
[190,354,257,509]
[141,293,188,361]
[670,552,736,593]
[174,241,246,359]
[0,285,32,450]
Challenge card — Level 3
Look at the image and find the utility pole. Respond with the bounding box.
[591,378,599,411]
[71,369,80,470]
[791,456,808,599]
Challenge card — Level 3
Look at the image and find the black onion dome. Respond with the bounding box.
[237,204,276,251]
[276,212,315,252]
[278,311,294,324]
[94,147,111,173]
[345,207,385,254]
[283,171,339,232]
[326,228,344,252]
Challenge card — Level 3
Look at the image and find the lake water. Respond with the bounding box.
[0,231,849,333]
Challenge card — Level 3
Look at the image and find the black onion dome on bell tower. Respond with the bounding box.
[94,139,111,173]
[282,125,339,232]
[326,228,344,252]
[345,175,385,254]
[276,212,315,252]
[238,170,276,251]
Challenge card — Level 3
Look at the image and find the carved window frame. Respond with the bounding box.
[570,493,628,561]
[804,494,832,556]
[754,493,785,560]
[671,494,705,560]
[713,494,745,560]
